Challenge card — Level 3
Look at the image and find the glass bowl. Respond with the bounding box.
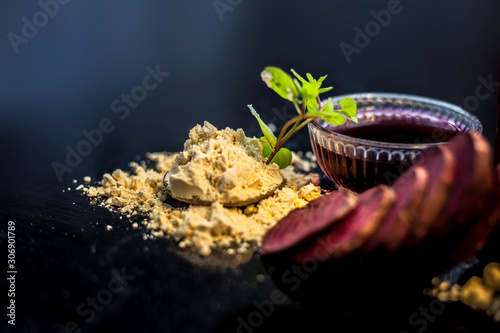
[308,92,483,193]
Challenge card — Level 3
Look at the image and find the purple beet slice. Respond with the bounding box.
[449,166,500,263]
[463,133,496,217]
[406,145,455,245]
[492,167,500,227]
[260,190,358,256]
[432,132,494,235]
[363,166,429,254]
[293,185,396,263]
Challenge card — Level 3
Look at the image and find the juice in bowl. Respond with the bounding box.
[308,92,484,193]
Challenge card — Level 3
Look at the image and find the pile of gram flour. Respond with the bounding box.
[78,122,321,256]
[165,121,284,206]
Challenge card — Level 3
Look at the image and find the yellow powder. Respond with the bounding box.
[165,121,283,206]
[425,262,500,321]
[460,276,494,310]
[80,124,322,257]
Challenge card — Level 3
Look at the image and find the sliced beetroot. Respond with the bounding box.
[363,166,429,254]
[492,167,500,226]
[449,166,500,263]
[406,145,455,245]
[464,133,496,215]
[293,185,396,263]
[429,133,476,233]
[432,132,494,235]
[260,190,358,256]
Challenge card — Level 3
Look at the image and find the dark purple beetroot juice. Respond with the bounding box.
[333,120,458,144]
[310,116,460,193]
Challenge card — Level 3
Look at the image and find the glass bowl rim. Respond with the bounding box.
[310,92,483,150]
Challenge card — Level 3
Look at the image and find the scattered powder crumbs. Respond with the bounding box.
[425,262,500,321]
[79,124,322,257]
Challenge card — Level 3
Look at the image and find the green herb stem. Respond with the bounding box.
[274,115,305,151]
[282,120,301,142]
[317,95,323,110]
[293,101,302,115]
[266,115,317,165]
[279,117,316,148]
[301,100,307,115]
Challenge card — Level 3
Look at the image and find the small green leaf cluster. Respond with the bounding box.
[249,67,358,169]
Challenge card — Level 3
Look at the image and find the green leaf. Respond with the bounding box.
[306,98,318,113]
[320,111,347,125]
[301,84,318,101]
[308,110,346,126]
[259,137,292,168]
[259,137,273,158]
[316,75,327,88]
[291,69,331,101]
[270,147,293,169]
[322,98,333,113]
[318,86,333,95]
[293,78,302,92]
[291,69,314,98]
[290,69,307,85]
[348,116,359,123]
[248,105,277,147]
[261,67,299,102]
[339,97,357,117]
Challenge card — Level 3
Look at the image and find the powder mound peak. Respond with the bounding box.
[166,121,283,206]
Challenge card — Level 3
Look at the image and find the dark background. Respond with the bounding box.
[1,1,500,332]
[1,0,499,188]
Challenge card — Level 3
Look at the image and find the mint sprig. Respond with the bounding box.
[249,66,357,169]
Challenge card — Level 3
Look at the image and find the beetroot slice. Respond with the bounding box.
[407,145,455,245]
[293,185,396,263]
[449,166,500,263]
[464,133,496,216]
[493,168,500,227]
[432,132,494,235]
[430,133,476,233]
[260,191,358,256]
[363,166,429,254]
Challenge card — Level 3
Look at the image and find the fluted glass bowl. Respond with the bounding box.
[308,92,483,193]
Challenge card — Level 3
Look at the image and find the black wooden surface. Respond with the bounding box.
[1,144,499,333]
